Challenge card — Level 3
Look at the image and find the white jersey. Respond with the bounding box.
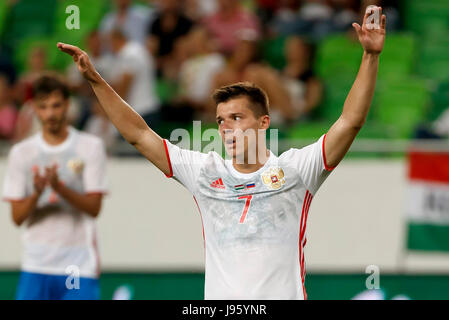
[164,135,334,300]
[2,127,108,278]
[110,41,160,116]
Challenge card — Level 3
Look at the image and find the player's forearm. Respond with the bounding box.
[54,183,102,218]
[88,74,150,146]
[340,52,379,129]
[11,193,40,226]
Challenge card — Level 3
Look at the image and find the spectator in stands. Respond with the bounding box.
[211,31,296,123]
[271,0,335,40]
[282,36,323,118]
[16,46,47,104]
[176,26,225,115]
[100,0,154,45]
[270,0,307,36]
[255,0,280,34]
[108,28,160,128]
[203,0,261,56]
[0,74,18,141]
[331,0,360,32]
[431,110,449,139]
[84,100,118,151]
[0,47,17,92]
[13,47,48,142]
[147,0,193,76]
[184,0,218,21]
[67,30,115,130]
[300,0,334,21]
[68,30,115,89]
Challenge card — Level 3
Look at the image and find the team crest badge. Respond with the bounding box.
[261,167,285,190]
[67,159,84,174]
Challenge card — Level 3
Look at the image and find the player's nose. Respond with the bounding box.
[221,128,234,137]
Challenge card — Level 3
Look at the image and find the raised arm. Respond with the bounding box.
[57,43,170,176]
[324,6,386,168]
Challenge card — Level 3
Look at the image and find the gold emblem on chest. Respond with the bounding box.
[261,167,285,190]
[67,159,84,174]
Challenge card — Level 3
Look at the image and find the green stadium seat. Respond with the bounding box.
[14,37,53,73]
[378,33,416,80]
[417,39,449,81]
[288,121,332,140]
[3,0,57,48]
[427,80,449,122]
[51,0,108,70]
[319,75,354,120]
[0,0,8,38]
[355,122,398,140]
[54,0,107,41]
[155,78,179,105]
[374,78,430,138]
[262,36,287,70]
[14,34,76,73]
[404,0,449,35]
[315,34,363,79]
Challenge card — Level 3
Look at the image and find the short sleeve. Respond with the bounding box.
[2,146,27,201]
[83,139,108,194]
[117,52,140,76]
[163,139,208,194]
[282,134,335,195]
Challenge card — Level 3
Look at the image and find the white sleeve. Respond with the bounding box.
[83,139,108,194]
[2,146,28,201]
[163,139,208,194]
[117,51,140,76]
[283,134,335,195]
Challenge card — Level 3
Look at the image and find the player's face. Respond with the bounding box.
[33,91,69,134]
[216,96,269,161]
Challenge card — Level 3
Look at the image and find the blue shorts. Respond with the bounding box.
[16,271,100,300]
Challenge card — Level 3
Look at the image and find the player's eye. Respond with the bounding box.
[217,119,224,125]
[234,116,241,121]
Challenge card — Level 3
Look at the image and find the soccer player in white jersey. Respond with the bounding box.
[57,7,386,299]
[2,75,108,300]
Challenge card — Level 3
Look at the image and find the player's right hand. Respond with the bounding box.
[57,42,101,83]
[32,166,47,196]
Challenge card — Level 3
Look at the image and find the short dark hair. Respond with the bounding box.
[33,74,70,100]
[212,82,270,117]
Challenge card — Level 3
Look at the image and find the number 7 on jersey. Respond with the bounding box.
[238,195,253,224]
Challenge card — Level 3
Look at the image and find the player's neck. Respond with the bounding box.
[232,148,270,174]
[42,125,69,146]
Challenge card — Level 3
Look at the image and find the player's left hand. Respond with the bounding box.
[45,164,60,192]
[352,6,386,55]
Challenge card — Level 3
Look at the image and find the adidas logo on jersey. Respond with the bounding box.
[210,178,226,189]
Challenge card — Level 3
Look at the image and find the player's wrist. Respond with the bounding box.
[87,71,103,85]
[51,181,63,193]
[31,190,42,200]
[363,50,381,58]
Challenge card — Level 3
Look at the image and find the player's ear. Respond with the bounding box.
[259,115,270,130]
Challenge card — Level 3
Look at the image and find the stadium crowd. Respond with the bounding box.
[0,0,403,150]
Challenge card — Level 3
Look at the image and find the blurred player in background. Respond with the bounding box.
[2,75,108,300]
[57,6,386,299]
